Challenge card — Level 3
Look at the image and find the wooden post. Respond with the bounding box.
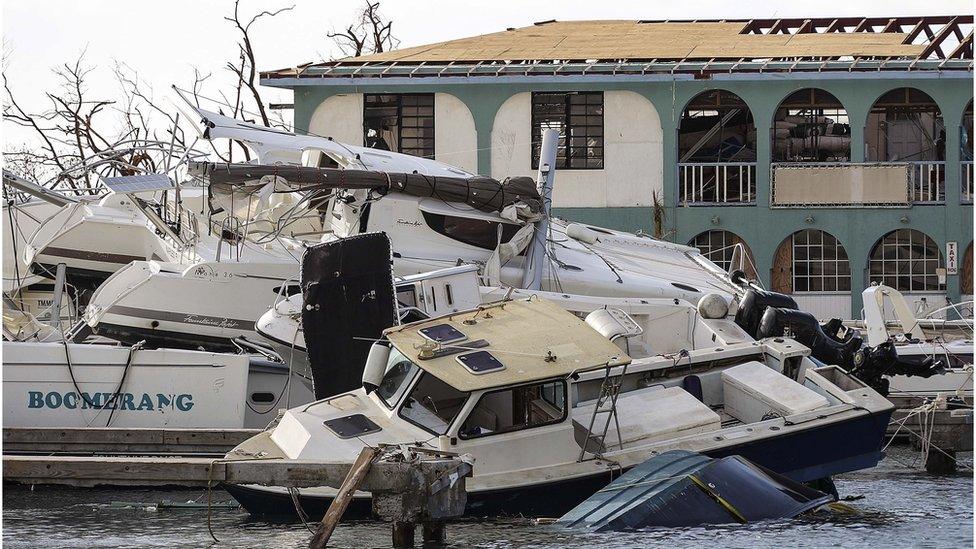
[309,446,381,549]
[392,521,416,547]
[422,521,445,544]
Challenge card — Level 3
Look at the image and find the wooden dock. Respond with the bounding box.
[3,427,260,456]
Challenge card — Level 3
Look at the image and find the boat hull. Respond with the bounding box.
[223,408,892,519]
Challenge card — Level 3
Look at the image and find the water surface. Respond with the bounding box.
[3,446,972,548]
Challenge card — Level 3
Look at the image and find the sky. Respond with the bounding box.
[2,0,972,149]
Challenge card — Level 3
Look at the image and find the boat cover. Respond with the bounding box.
[301,232,398,399]
[557,450,832,530]
[187,161,541,218]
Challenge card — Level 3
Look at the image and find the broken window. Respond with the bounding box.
[531,92,604,169]
[866,88,944,162]
[772,89,851,162]
[363,93,435,158]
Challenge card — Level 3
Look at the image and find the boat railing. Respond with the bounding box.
[678,162,756,205]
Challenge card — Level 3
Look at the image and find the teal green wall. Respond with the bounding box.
[282,73,974,315]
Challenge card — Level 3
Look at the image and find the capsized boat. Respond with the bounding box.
[222,296,893,519]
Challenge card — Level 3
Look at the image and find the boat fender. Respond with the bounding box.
[362,341,391,394]
[566,223,600,245]
[697,293,729,319]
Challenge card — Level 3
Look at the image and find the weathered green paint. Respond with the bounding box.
[277,72,973,315]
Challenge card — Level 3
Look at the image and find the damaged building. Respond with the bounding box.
[261,16,974,319]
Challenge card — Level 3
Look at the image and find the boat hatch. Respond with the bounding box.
[323,414,382,439]
[456,350,505,375]
[419,323,467,344]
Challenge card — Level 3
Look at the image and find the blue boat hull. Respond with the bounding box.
[224,408,892,520]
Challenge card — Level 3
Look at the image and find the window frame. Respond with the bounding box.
[868,229,945,292]
[791,230,851,293]
[531,91,604,170]
[421,210,523,251]
[396,371,470,436]
[457,379,569,441]
[363,93,435,159]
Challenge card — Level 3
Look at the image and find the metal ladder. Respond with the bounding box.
[578,362,629,462]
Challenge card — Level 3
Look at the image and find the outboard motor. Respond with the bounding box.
[756,307,863,368]
[849,340,946,396]
[301,232,398,399]
[734,289,799,338]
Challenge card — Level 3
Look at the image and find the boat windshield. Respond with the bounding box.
[398,372,469,436]
[376,348,419,409]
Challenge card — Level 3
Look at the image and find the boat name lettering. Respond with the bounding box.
[26,391,194,411]
[395,218,422,226]
[183,315,241,328]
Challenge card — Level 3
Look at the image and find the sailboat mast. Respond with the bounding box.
[521,128,559,290]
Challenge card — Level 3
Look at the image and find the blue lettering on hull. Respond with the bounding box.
[26,391,194,412]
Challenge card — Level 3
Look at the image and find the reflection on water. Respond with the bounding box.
[3,447,972,549]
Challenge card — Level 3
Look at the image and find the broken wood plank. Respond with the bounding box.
[2,427,259,456]
[310,447,382,549]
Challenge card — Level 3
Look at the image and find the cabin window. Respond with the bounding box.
[376,349,419,409]
[398,372,469,435]
[532,91,604,170]
[363,93,435,158]
[459,380,567,440]
[422,211,521,251]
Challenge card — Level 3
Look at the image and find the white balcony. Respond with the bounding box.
[678,162,756,205]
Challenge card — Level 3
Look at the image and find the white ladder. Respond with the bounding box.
[578,362,629,462]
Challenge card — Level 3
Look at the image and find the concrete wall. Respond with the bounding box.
[308,93,363,144]
[490,90,662,208]
[434,93,478,173]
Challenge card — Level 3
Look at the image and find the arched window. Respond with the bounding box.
[678,90,756,204]
[772,89,850,162]
[688,230,756,279]
[771,230,851,294]
[869,229,945,292]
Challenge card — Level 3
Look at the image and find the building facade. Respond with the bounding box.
[262,17,975,319]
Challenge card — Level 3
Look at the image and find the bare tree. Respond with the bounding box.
[328,2,398,58]
[224,0,294,127]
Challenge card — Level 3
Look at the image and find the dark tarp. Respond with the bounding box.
[557,450,832,530]
[301,232,398,399]
[187,161,541,215]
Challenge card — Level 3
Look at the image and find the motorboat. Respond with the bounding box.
[222,296,894,518]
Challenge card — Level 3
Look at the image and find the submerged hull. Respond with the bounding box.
[223,409,891,519]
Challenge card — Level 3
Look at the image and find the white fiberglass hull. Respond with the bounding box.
[2,341,249,428]
[84,257,300,351]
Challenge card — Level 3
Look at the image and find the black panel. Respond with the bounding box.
[419,324,466,344]
[324,414,382,439]
[301,232,397,399]
[456,350,504,374]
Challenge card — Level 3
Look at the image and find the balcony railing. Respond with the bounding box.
[678,162,756,205]
[963,161,973,204]
[907,161,945,204]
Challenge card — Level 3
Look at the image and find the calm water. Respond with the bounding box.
[3,446,972,549]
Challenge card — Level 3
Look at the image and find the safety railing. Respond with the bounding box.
[907,161,945,204]
[677,162,756,205]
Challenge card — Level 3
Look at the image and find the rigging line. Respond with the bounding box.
[579,240,623,284]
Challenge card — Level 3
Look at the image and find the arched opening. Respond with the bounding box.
[866,88,945,202]
[771,230,851,294]
[869,229,945,293]
[962,241,973,297]
[962,100,973,203]
[772,89,850,162]
[688,230,757,279]
[678,90,756,204]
